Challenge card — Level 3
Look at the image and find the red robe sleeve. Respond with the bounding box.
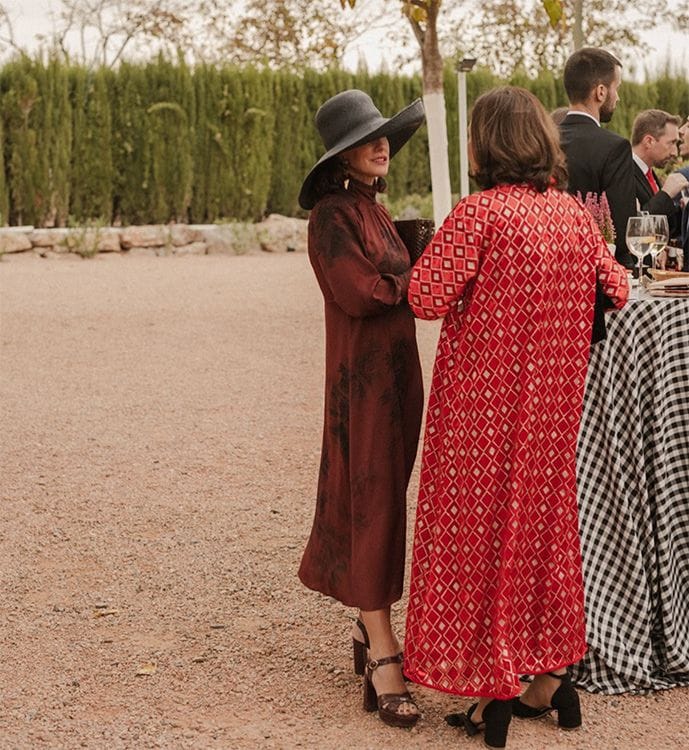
[580,213,630,309]
[408,199,482,319]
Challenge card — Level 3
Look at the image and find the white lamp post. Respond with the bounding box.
[457,58,476,199]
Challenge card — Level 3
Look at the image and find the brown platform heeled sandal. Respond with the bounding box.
[362,654,419,728]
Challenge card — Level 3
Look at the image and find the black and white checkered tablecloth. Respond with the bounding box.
[571,297,689,694]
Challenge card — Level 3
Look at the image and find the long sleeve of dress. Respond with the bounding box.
[408,199,481,319]
[592,241,630,309]
[312,202,410,318]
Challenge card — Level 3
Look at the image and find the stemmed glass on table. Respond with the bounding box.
[625,214,670,289]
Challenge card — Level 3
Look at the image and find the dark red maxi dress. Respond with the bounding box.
[298,179,423,611]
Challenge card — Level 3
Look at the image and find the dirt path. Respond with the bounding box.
[1,252,687,749]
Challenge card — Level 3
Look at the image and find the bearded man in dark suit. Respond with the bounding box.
[560,48,636,343]
[560,48,636,270]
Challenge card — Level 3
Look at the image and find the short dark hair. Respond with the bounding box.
[563,47,622,104]
[631,109,682,146]
[469,86,567,192]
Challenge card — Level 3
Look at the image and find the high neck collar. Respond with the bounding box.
[346,177,378,202]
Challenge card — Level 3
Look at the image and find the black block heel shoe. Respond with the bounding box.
[511,671,581,730]
[446,699,512,748]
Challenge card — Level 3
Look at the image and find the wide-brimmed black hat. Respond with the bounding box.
[298,89,425,210]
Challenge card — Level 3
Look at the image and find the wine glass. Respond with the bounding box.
[625,214,669,285]
[646,214,669,270]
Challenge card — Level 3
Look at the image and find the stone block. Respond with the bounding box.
[121,225,167,249]
[257,213,307,253]
[0,232,32,253]
[169,224,204,246]
[97,230,122,252]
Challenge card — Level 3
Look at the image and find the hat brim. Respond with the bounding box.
[298,98,425,211]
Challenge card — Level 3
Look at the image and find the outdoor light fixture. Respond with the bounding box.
[456,58,477,198]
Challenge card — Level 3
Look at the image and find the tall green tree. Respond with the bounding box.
[267,71,313,216]
[190,63,226,223]
[143,55,194,223]
[70,67,113,222]
[110,62,149,224]
[1,61,41,225]
[192,65,277,222]
[35,57,72,226]
[221,67,276,221]
[0,114,8,225]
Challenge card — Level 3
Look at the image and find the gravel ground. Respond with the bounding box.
[1,251,688,750]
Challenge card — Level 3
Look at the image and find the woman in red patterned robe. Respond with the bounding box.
[404,87,629,748]
[297,90,425,728]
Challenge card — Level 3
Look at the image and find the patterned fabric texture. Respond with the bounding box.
[572,298,689,694]
[404,184,629,699]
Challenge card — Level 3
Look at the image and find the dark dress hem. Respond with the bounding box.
[298,570,403,611]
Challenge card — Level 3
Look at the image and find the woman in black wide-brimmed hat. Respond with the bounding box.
[297,89,425,728]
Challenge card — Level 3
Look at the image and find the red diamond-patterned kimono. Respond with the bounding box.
[404,184,629,700]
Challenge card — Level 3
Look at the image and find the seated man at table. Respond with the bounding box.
[631,109,688,240]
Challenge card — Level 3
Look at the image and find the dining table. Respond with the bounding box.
[571,289,689,694]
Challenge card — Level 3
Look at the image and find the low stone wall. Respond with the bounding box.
[0,214,308,258]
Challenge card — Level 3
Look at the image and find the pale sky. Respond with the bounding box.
[2,0,688,81]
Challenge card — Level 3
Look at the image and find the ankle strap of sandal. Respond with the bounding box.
[367,654,403,670]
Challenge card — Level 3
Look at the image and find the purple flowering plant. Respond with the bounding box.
[576,191,616,245]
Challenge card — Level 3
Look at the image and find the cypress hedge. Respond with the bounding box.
[0,56,687,227]
[71,67,113,222]
[0,115,7,224]
[145,55,194,223]
[1,59,41,225]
